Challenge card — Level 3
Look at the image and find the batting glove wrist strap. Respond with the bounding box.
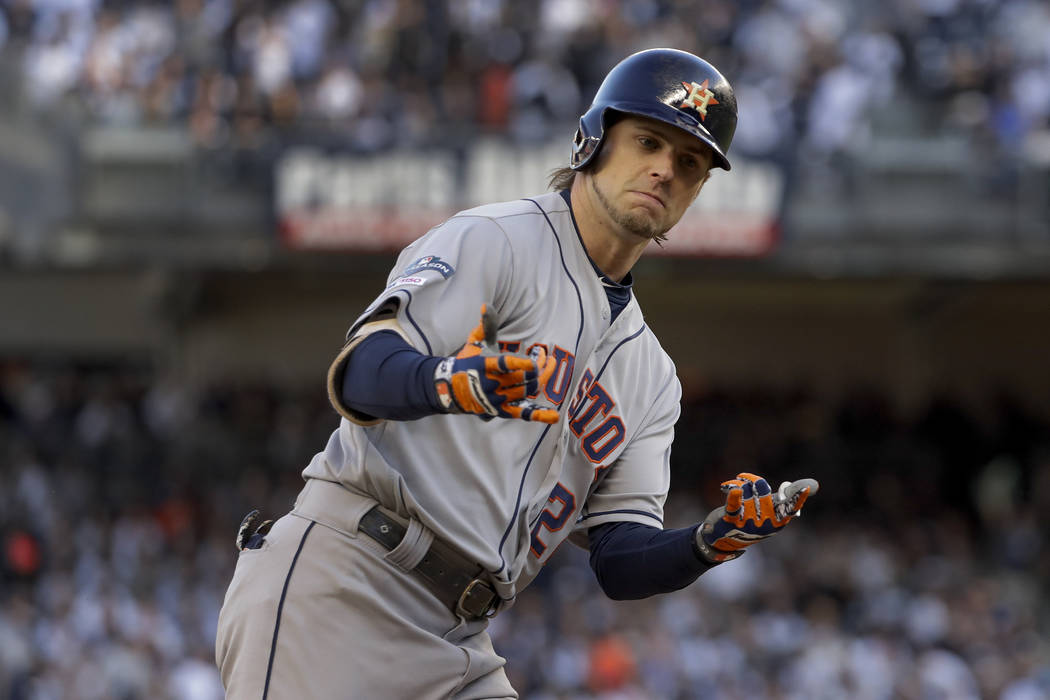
[695,473,818,564]
[694,524,742,564]
[434,357,465,414]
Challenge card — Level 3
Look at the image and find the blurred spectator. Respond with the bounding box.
[1,0,1047,163]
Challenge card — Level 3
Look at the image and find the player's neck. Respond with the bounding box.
[567,181,647,284]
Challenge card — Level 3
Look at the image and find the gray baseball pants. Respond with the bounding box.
[215,479,517,699]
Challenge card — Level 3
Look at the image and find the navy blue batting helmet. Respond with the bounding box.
[570,48,737,171]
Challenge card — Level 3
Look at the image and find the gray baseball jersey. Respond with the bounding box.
[217,190,684,698]
[306,189,682,596]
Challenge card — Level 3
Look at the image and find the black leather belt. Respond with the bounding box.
[358,506,500,620]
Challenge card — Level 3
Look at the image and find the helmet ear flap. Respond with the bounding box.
[569,107,630,171]
[570,110,603,169]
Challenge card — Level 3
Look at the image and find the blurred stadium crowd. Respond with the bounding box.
[3,0,1049,163]
[2,1,1050,699]
[0,362,1047,699]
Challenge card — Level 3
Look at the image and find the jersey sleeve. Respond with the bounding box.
[575,371,682,533]
[327,214,516,424]
[350,215,516,356]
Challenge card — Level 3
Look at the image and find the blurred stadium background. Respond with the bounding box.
[1,0,1049,698]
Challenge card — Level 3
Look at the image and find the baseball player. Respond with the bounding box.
[216,48,817,699]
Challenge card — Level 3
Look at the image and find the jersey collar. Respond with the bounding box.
[558,189,635,291]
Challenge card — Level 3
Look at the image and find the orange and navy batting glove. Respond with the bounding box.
[694,472,819,564]
[434,305,559,424]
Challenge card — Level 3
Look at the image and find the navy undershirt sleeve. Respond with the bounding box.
[588,521,713,600]
[341,330,443,420]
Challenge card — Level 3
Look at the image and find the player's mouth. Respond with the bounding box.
[629,190,665,208]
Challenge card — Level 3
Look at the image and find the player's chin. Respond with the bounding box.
[625,212,669,240]
[616,205,657,230]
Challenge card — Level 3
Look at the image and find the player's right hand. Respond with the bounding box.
[433,305,560,424]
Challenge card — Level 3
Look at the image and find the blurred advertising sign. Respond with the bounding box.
[276,148,458,251]
[645,158,782,257]
[276,140,782,256]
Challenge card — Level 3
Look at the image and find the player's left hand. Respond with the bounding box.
[434,304,560,424]
[694,472,818,564]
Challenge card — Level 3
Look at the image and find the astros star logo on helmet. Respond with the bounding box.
[679,79,718,120]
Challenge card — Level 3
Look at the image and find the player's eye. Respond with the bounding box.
[680,155,699,170]
[637,135,658,149]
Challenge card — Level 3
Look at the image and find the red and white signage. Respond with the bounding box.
[276,142,782,257]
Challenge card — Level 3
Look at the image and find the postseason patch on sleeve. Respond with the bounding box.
[387,275,427,289]
[402,255,455,279]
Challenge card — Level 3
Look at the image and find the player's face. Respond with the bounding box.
[588,116,713,241]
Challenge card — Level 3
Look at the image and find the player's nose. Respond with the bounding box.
[647,147,675,182]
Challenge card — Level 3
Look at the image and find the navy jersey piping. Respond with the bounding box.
[392,289,432,356]
[347,288,431,356]
[568,324,647,423]
[558,188,635,290]
[493,197,586,575]
[262,521,315,700]
[559,189,591,274]
[566,325,657,532]
[578,509,663,526]
[525,196,586,352]
[494,423,553,576]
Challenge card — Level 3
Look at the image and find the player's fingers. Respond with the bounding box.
[720,478,746,493]
[756,490,777,523]
[458,304,490,357]
[497,384,527,402]
[456,342,483,359]
[743,475,772,510]
[523,404,560,424]
[489,355,539,373]
[456,342,484,358]
[467,305,488,344]
[739,479,755,501]
[450,372,496,416]
[501,400,558,424]
[488,353,555,393]
[791,477,819,500]
[791,486,812,513]
[720,480,745,517]
[780,483,812,517]
[483,358,535,402]
[776,478,819,519]
[736,473,774,521]
[736,472,771,496]
[739,494,761,523]
[770,486,809,526]
[520,347,553,397]
[534,349,556,387]
[485,356,514,380]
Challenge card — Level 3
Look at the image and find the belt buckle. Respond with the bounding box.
[456,578,498,620]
